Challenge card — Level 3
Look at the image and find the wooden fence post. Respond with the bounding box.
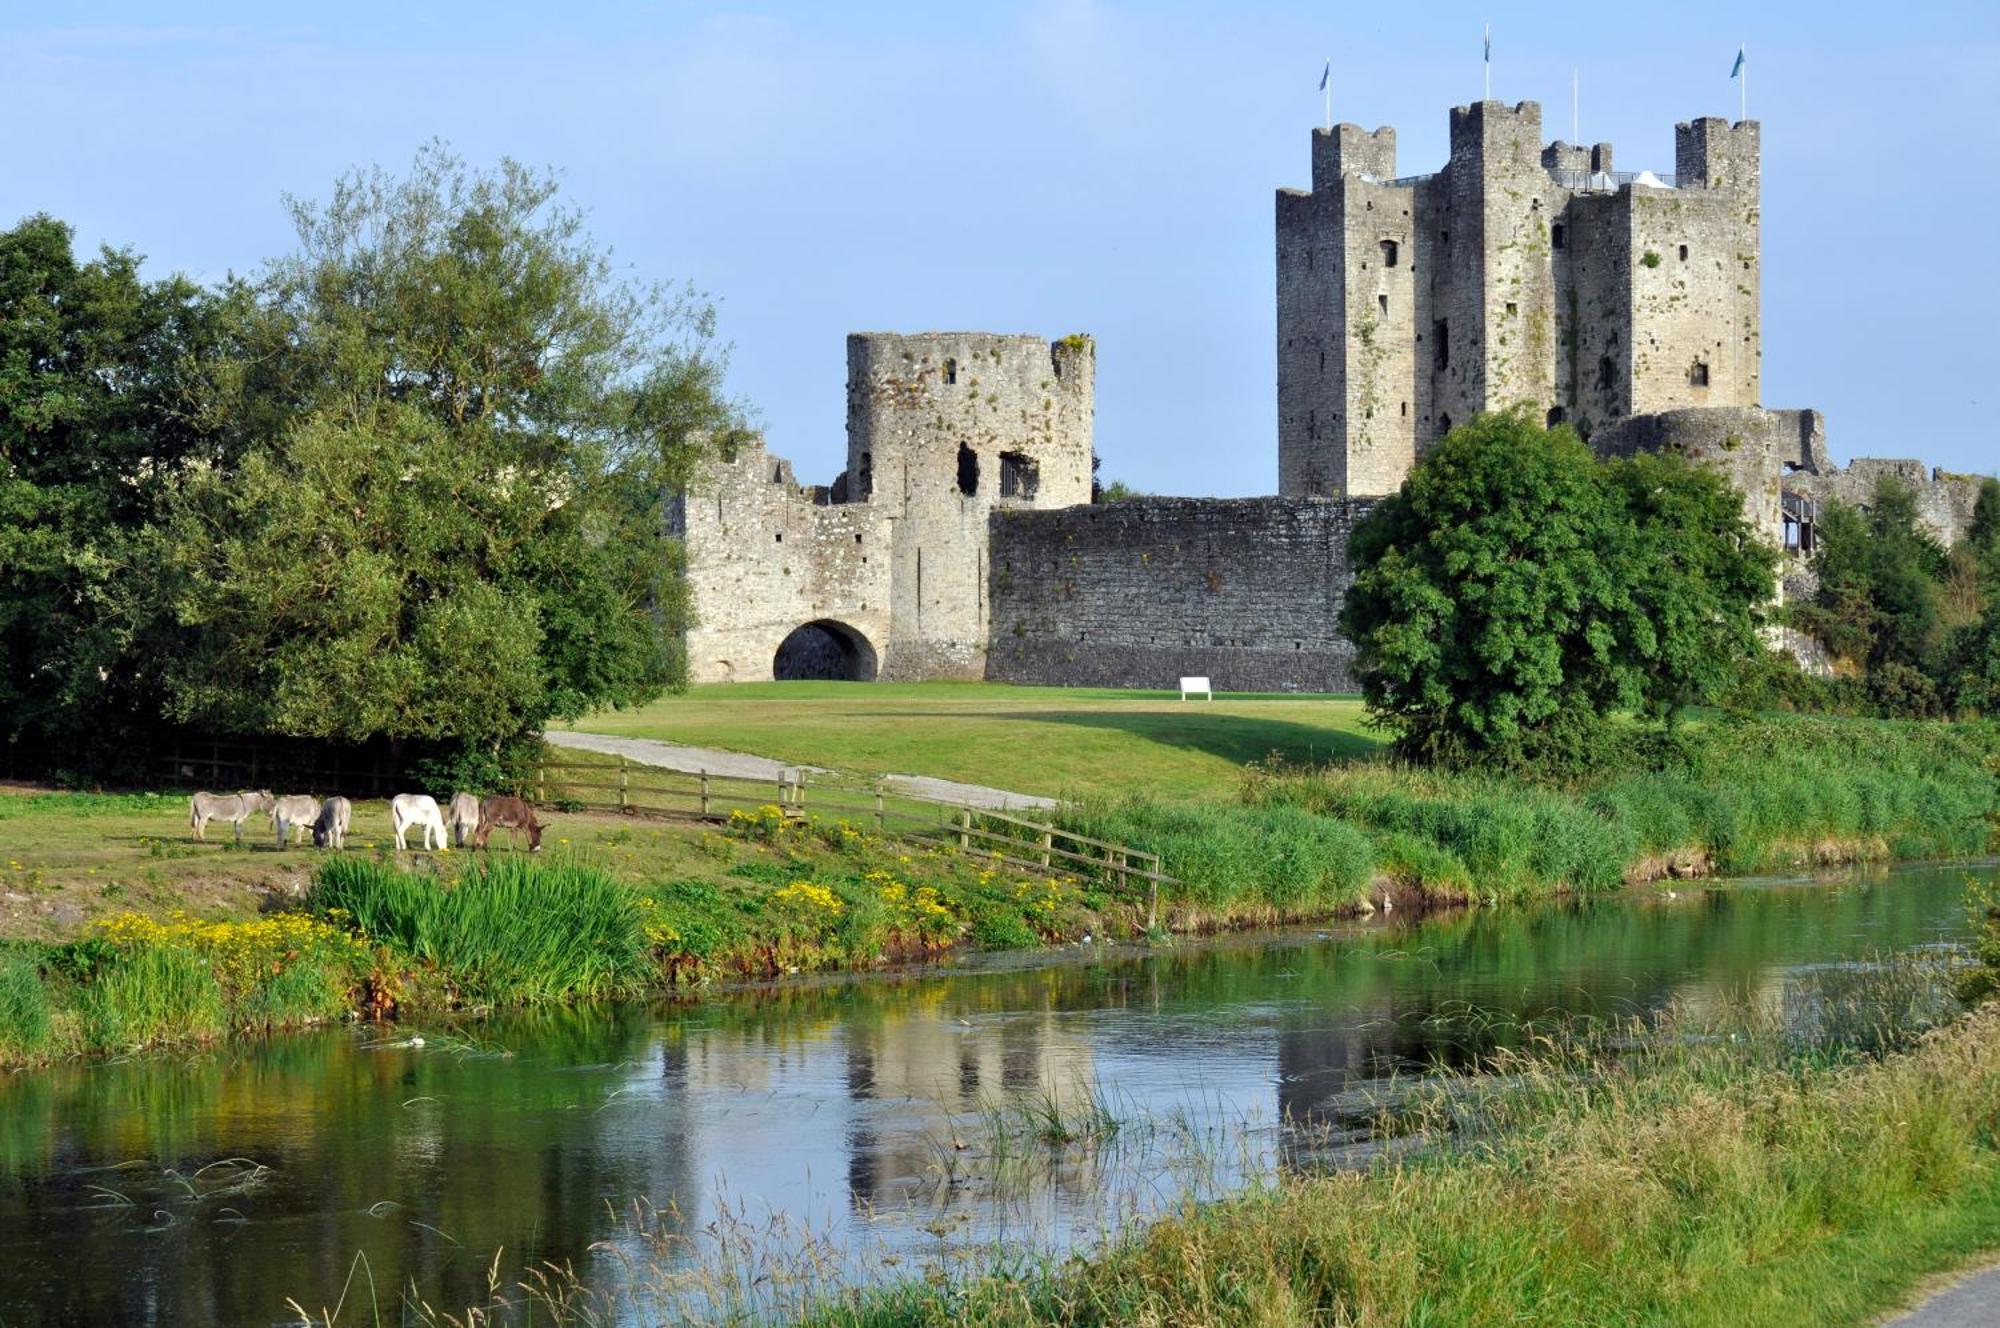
[536,760,547,805]
[700,770,711,817]
[1039,826,1053,869]
[958,807,971,850]
[874,783,884,830]
[1113,846,1127,895]
[618,756,629,812]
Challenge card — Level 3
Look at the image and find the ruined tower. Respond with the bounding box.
[847,332,1095,679]
[1277,102,1761,497]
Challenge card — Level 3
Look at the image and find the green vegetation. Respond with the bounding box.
[1342,412,1774,768]
[1,148,742,782]
[811,984,2000,1328]
[306,856,654,1005]
[1791,474,2000,717]
[563,682,1377,800]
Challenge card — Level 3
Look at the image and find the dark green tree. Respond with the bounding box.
[0,215,232,768]
[1793,478,1950,687]
[1341,411,1774,768]
[159,146,740,754]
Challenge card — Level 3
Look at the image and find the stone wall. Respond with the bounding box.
[983,497,1374,693]
[1788,458,1986,548]
[1594,407,1825,549]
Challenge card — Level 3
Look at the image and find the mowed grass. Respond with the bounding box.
[565,682,1380,799]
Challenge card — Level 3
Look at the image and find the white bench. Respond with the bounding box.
[1179,675,1213,701]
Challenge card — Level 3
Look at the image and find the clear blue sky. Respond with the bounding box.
[5,2,1995,495]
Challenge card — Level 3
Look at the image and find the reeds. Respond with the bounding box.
[307,855,653,1004]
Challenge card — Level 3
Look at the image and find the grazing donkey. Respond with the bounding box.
[312,796,353,850]
[446,792,482,848]
[391,793,449,852]
[271,795,322,849]
[473,795,544,852]
[189,790,274,842]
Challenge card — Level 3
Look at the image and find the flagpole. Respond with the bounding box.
[1324,57,1332,132]
[1483,24,1491,101]
[1740,41,1747,121]
[1572,67,1579,143]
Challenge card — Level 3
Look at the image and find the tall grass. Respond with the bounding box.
[308,856,652,1004]
[0,948,54,1061]
[1054,800,1373,920]
[78,945,227,1049]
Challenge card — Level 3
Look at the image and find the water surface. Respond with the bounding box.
[0,863,1982,1324]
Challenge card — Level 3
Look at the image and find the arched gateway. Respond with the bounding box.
[772,620,879,682]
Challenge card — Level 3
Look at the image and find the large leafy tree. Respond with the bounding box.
[160,146,738,752]
[1341,411,1774,767]
[0,216,232,766]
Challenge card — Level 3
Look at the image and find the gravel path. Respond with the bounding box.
[544,731,1056,812]
[1884,1262,2000,1327]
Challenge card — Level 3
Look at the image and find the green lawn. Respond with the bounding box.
[563,682,1381,800]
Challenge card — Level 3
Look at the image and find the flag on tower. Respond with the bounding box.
[1484,24,1491,63]
[1319,59,1330,92]
[1730,45,1745,78]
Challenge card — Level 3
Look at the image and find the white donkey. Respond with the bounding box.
[391,793,449,851]
[271,795,322,848]
[446,792,482,848]
[312,796,353,850]
[190,790,274,842]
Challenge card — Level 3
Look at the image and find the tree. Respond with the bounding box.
[1340,411,1774,768]
[158,146,739,755]
[1793,477,1950,681]
[0,215,232,769]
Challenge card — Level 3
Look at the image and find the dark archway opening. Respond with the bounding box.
[773,620,879,682]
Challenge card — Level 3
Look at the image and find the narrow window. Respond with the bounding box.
[1318,348,1325,372]
[1380,239,1399,267]
[1433,320,1449,371]
[1307,409,1318,440]
[1438,412,1453,436]
[775,531,783,543]
[1597,355,1616,391]
[1439,229,1449,244]
[956,443,979,495]
[999,451,1040,499]
[1690,360,1711,387]
[858,450,873,495]
[1547,406,1566,427]
[1678,244,1689,261]
[1378,294,1388,316]
[1551,223,1567,250]
[1400,401,1408,417]
[1505,301,1518,317]
[942,358,958,385]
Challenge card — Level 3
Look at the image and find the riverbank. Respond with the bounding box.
[802,980,2000,1328]
[2,713,1994,1069]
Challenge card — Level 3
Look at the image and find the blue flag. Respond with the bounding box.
[1731,46,1745,78]
[1319,60,1329,92]
[1484,24,1491,62]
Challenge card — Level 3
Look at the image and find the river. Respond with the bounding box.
[0,862,1985,1325]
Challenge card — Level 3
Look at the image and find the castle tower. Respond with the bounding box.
[1278,103,1761,497]
[846,332,1094,679]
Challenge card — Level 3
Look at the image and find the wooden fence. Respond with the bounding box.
[530,755,1176,925]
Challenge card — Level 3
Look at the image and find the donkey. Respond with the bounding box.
[190,790,274,842]
[391,793,449,852]
[271,795,322,849]
[446,792,482,848]
[312,796,353,850]
[473,795,544,852]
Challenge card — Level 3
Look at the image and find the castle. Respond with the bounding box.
[677,102,1983,690]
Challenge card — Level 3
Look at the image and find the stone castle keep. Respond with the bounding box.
[678,101,1982,690]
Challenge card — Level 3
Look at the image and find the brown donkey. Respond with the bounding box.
[473,795,544,852]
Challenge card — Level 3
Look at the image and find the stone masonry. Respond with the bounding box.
[676,100,1984,694]
[1278,102,1760,498]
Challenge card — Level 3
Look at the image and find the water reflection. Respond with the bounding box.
[0,865,1979,1325]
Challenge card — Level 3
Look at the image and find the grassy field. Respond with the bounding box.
[562,682,1379,800]
[0,787,749,942]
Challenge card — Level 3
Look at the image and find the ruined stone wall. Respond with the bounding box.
[983,497,1373,693]
[847,332,1095,680]
[676,438,894,684]
[1789,458,1986,548]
